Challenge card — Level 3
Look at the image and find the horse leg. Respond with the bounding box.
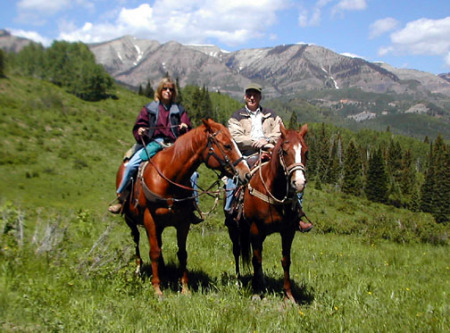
[125,217,142,275]
[281,231,296,303]
[176,223,190,294]
[250,231,265,298]
[143,208,163,297]
[226,216,241,278]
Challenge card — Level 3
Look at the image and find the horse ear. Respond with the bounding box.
[202,118,213,132]
[280,121,287,138]
[299,123,308,137]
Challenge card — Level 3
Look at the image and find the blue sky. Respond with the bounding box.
[2,0,450,75]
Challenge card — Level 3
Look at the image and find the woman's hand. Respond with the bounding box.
[137,127,147,136]
[179,123,188,133]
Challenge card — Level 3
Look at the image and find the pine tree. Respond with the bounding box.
[175,77,183,104]
[420,142,434,213]
[316,123,330,183]
[400,148,415,196]
[387,139,403,184]
[342,141,362,196]
[144,80,154,99]
[138,84,143,96]
[0,49,5,78]
[365,147,389,203]
[325,135,341,185]
[200,85,213,119]
[431,135,449,223]
[288,112,298,130]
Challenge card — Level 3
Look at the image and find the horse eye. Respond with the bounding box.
[224,144,232,150]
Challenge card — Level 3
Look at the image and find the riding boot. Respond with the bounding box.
[108,192,126,214]
[297,208,313,233]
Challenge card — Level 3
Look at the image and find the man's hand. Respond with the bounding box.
[252,138,269,149]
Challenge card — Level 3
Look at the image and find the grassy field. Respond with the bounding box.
[0,75,448,332]
[1,212,448,332]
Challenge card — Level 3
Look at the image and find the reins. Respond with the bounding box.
[138,127,241,214]
[248,143,305,205]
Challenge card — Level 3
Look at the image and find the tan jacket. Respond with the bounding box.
[228,106,282,156]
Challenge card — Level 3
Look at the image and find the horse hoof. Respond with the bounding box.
[251,294,262,301]
[284,291,297,304]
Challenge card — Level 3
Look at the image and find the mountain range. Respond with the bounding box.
[1,29,449,139]
[87,35,450,101]
[3,29,449,100]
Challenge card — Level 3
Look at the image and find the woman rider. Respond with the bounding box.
[109,76,200,222]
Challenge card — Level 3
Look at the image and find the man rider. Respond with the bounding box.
[225,82,313,232]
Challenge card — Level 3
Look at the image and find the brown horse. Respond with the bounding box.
[116,118,251,296]
[225,123,308,302]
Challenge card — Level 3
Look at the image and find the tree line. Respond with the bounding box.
[303,122,449,223]
[4,41,114,101]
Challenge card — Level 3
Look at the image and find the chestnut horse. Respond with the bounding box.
[225,123,308,302]
[117,119,251,296]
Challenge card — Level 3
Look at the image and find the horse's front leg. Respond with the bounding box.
[226,216,241,278]
[177,222,190,294]
[143,208,163,297]
[250,227,265,298]
[281,230,296,303]
[125,216,142,275]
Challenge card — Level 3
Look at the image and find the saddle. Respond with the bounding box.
[226,151,272,221]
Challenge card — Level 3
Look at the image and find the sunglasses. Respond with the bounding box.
[162,87,175,92]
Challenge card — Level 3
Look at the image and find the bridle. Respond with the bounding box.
[204,130,245,180]
[248,140,306,205]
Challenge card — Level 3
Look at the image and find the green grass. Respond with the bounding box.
[1,74,449,332]
[1,217,448,332]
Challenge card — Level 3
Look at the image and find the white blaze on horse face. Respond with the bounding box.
[292,143,306,192]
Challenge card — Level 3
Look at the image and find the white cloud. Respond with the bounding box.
[369,17,399,39]
[117,4,156,33]
[377,17,450,70]
[299,0,365,27]
[445,52,450,67]
[332,0,367,16]
[56,0,290,46]
[389,17,450,55]
[9,28,52,46]
[18,0,71,14]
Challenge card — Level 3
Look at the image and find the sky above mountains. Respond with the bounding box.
[2,0,450,75]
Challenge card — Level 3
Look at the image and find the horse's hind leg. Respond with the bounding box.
[125,217,142,275]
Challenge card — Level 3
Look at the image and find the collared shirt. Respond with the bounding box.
[245,106,264,140]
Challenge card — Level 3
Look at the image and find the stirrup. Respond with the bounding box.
[108,203,123,214]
